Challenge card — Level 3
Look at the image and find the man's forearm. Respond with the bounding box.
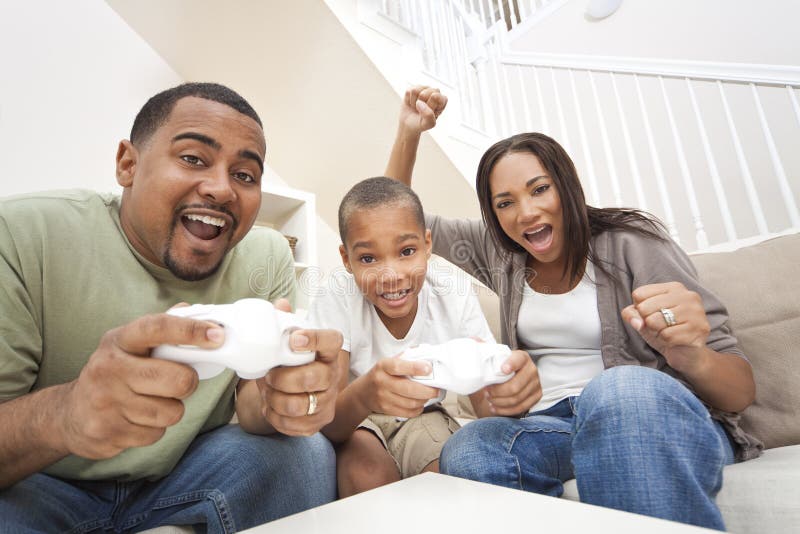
[0,384,72,489]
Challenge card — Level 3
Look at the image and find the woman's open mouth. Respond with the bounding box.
[524,224,553,254]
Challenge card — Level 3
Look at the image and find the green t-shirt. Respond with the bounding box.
[0,190,296,481]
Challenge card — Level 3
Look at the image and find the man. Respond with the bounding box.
[0,83,341,532]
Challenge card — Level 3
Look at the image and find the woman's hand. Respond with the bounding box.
[621,281,711,375]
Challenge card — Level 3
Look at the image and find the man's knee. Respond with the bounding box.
[197,426,336,503]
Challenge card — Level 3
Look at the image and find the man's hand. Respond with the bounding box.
[359,357,440,418]
[399,86,448,136]
[59,313,224,459]
[253,299,343,436]
[475,350,541,417]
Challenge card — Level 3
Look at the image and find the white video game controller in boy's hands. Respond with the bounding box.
[152,298,314,379]
[400,338,515,395]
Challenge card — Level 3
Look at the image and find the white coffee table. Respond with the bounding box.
[242,472,716,533]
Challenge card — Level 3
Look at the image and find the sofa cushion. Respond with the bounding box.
[691,233,800,450]
[561,445,800,533]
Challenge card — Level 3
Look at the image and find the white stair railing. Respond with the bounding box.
[369,0,800,251]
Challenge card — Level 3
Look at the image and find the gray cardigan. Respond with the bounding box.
[426,213,762,461]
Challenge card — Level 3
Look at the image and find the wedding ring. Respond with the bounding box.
[660,307,677,327]
[306,392,318,416]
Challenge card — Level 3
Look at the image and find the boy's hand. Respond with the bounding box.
[362,357,440,418]
[399,86,448,135]
[482,350,541,416]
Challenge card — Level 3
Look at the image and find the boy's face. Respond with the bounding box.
[340,204,432,323]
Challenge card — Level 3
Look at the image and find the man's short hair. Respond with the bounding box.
[338,176,425,245]
[130,82,262,146]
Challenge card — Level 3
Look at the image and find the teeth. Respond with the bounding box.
[382,289,409,300]
[525,226,546,236]
[186,214,226,227]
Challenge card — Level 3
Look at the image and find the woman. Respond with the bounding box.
[385,87,760,530]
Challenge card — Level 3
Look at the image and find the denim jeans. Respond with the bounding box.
[440,366,736,531]
[0,424,337,533]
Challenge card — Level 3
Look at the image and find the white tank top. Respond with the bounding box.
[516,262,605,413]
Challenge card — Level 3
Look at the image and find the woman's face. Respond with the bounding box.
[488,151,565,266]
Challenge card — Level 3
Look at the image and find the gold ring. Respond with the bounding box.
[306,392,318,416]
[660,307,677,327]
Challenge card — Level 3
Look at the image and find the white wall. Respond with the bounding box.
[0,0,183,196]
[0,0,345,280]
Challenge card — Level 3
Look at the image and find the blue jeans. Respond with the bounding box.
[0,425,336,533]
[441,366,736,530]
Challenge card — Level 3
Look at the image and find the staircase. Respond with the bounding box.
[331,0,800,251]
[106,0,799,255]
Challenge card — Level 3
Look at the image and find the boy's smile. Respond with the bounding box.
[340,204,432,338]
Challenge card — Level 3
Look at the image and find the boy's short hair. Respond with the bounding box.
[338,177,425,245]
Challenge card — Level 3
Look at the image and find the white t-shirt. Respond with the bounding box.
[308,268,496,380]
[516,262,605,413]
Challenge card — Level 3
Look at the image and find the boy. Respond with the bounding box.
[308,176,495,497]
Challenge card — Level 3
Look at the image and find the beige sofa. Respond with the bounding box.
[466,231,800,533]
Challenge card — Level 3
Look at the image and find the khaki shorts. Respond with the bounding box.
[359,407,460,478]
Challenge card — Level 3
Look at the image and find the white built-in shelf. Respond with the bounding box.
[253,183,317,312]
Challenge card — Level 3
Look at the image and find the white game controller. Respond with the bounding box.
[152,298,314,379]
[400,338,515,395]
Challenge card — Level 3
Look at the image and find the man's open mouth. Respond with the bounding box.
[181,213,227,240]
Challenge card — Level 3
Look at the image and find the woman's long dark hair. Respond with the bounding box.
[476,132,665,285]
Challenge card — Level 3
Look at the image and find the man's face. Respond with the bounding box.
[116,96,265,280]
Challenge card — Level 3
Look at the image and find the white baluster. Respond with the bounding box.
[588,71,622,207]
[508,0,519,28]
[439,1,457,85]
[500,62,517,133]
[686,78,736,243]
[529,0,539,18]
[429,1,447,80]
[789,85,800,128]
[415,0,435,73]
[496,0,509,29]
[751,83,800,228]
[658,76,707,249]
[549,67,572,152]
[477,0,488,28]
[531,65,550,134]
[717,81,768,235]
[401,0,412,27]
[515,65,534,132]
[610,72,647,210]
[489,39,509,136]
[450,3,472,125]
[568,69,600,206]
[473,57,497,135]
[634,74,679,242]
